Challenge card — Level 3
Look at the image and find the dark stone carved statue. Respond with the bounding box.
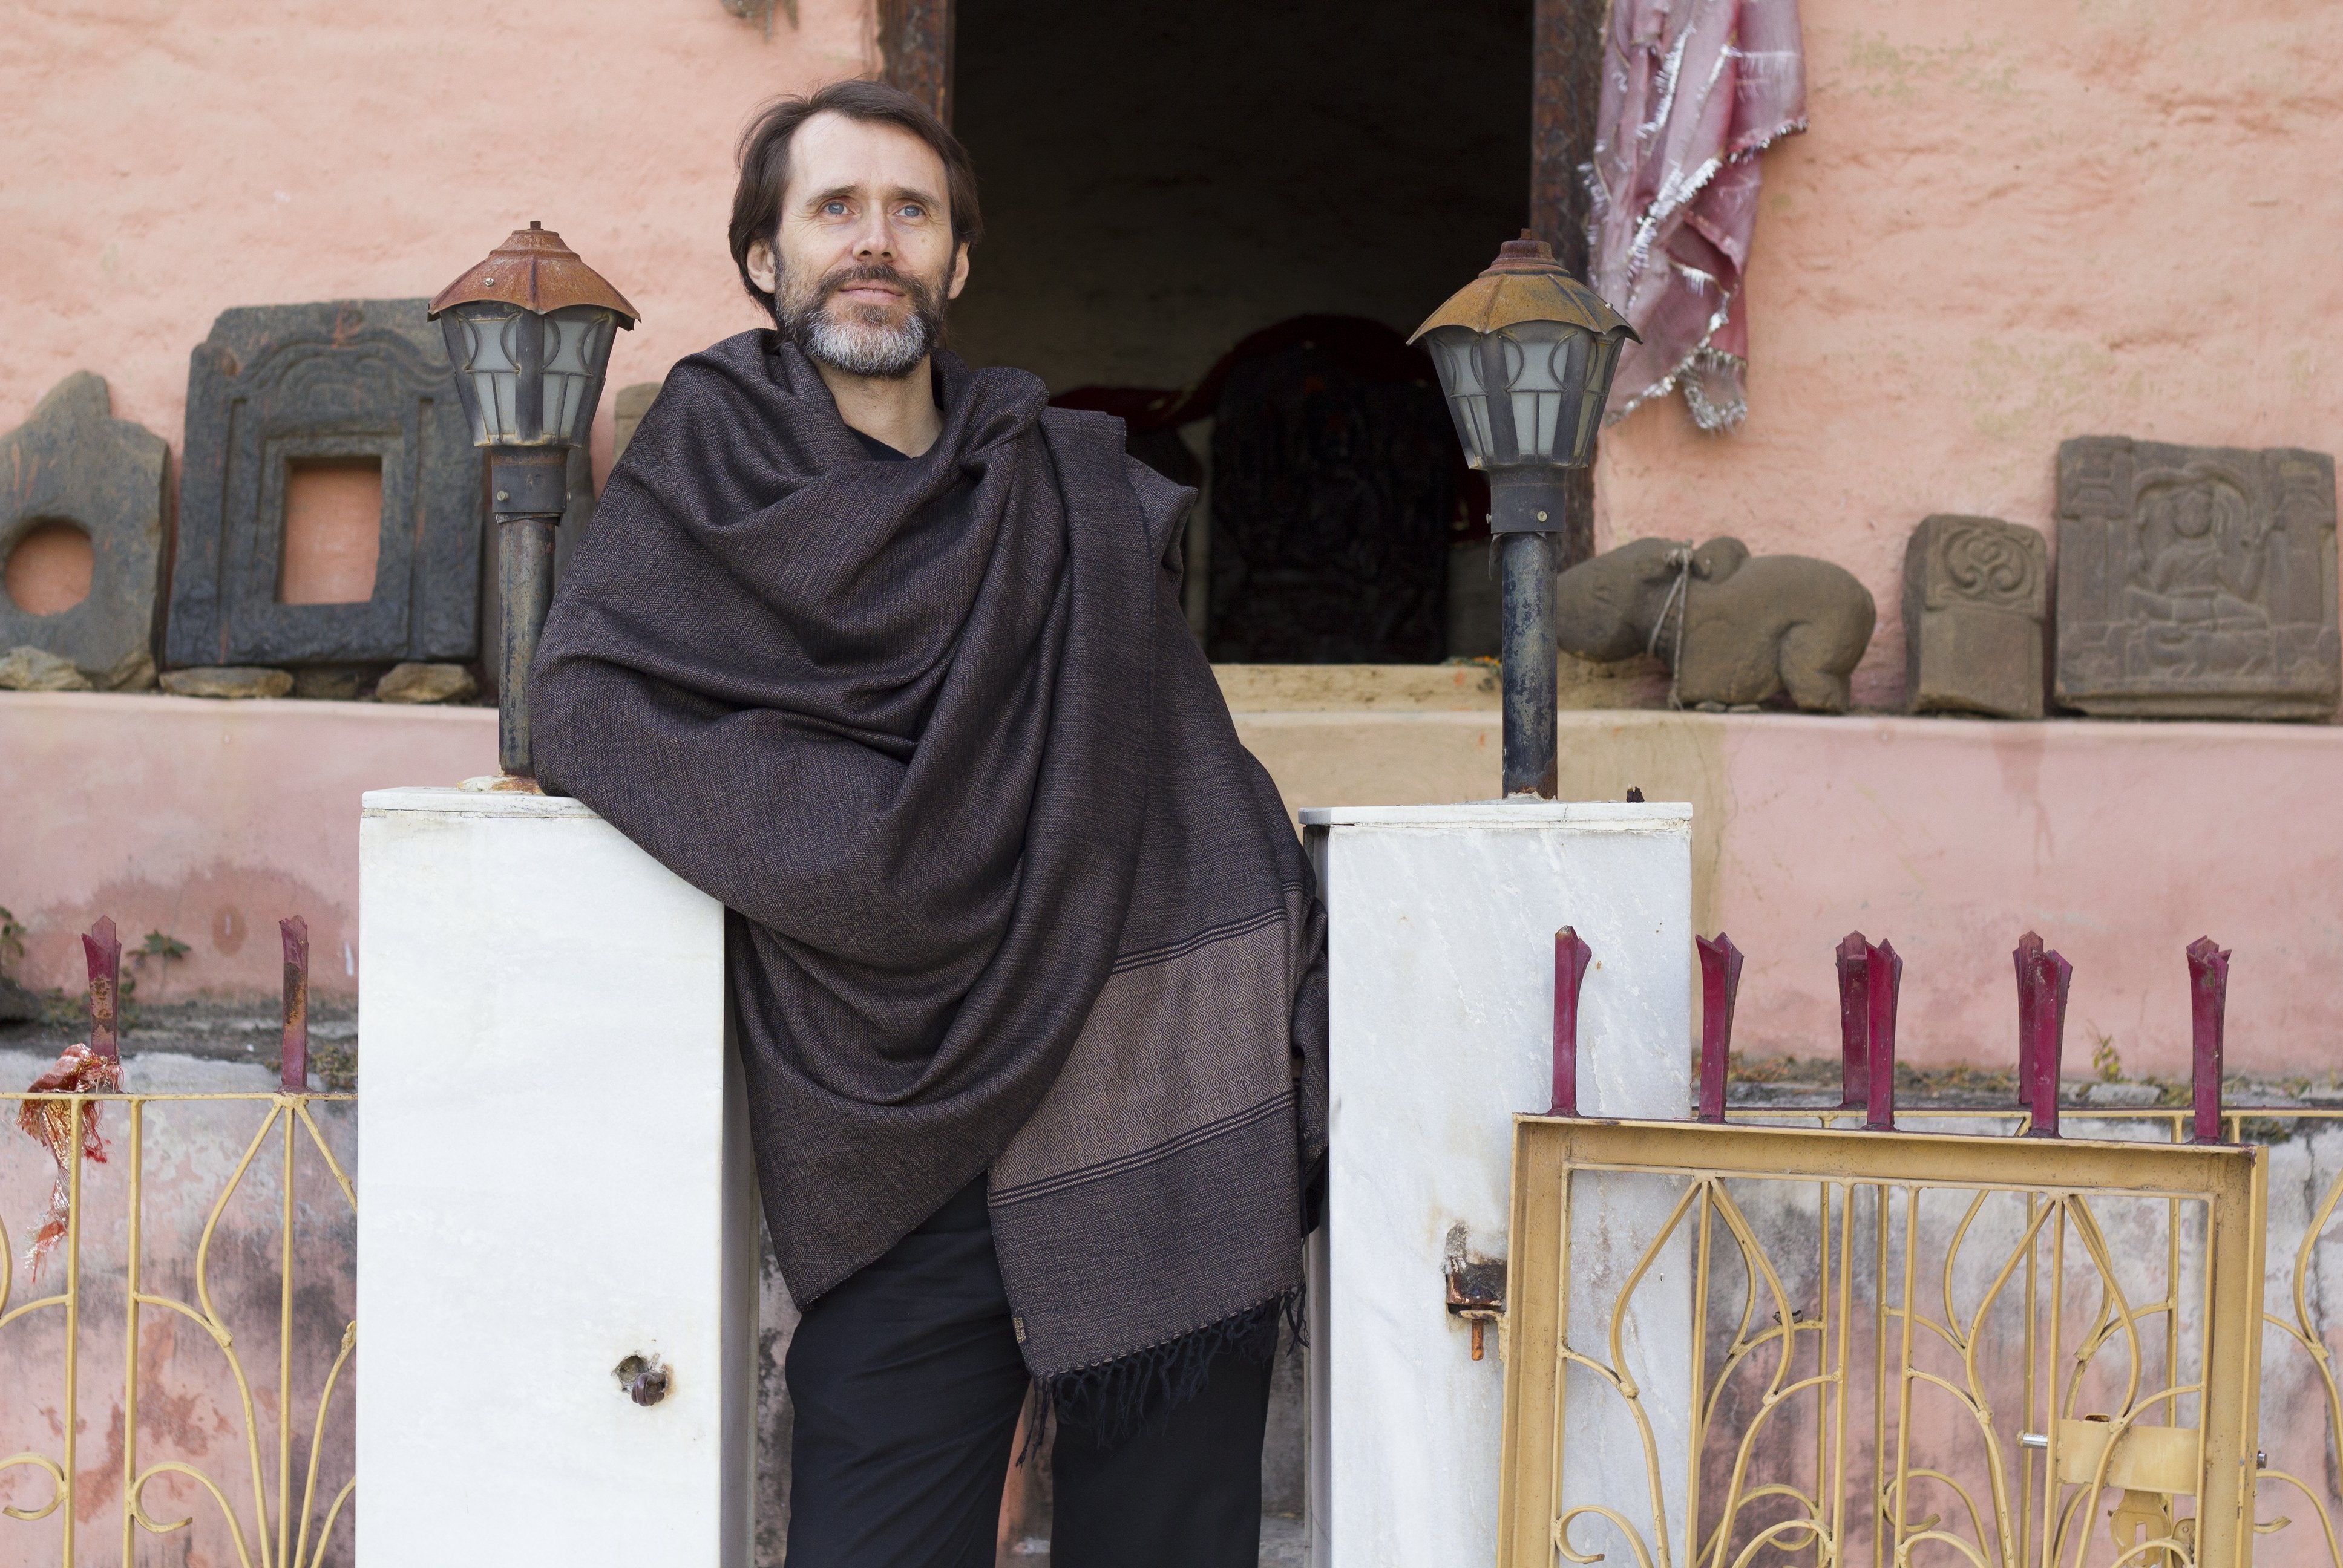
[2054,437,2338,719]
[165,299,485,671]
[1554,535,1877,711]
[1205,317,1455,662]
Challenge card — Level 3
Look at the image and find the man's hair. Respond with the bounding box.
[729,80,983,321]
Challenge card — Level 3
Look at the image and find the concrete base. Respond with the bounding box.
[1300,802,1693,1566]
[357,787,756,1566]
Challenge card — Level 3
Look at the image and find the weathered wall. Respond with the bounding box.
[0,1053,356,1568]
[1594,0,2343,710]
[0,0,872,494]
[0,692,494,1002]
[7,0,2337,713]
[5,686,2337,1079]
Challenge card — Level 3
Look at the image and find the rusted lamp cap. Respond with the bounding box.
[428,221,640,326]
[1407,230,1636,344]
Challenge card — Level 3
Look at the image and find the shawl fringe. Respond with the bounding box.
[1040,1288,1302,1448]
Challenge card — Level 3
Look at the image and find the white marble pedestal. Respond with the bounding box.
[1300,802,1694,1567]
[357,788,757,1567]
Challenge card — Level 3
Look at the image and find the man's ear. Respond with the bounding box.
[946,241,970,301]
[746,238,779,296]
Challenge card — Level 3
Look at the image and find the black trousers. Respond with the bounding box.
[784,1177,1273,1568]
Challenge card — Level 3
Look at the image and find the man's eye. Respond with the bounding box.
[822,201,849,217]
[897,204,925,220]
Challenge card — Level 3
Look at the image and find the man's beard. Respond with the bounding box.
[776,260,946,381]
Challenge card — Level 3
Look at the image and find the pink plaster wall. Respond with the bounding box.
[0,693,494,1001]
[7,0,2336,714]
[1594,0,2343,710]
[10,693,2329,1077]
[0,0,874,491]
[1712,714,2342,1080]
[1238,705,2343,1080]
[5,1,2338,1051]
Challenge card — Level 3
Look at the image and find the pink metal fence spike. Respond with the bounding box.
[1550,927,1593,1117]
[2013,932,2043,1109]
[1863,939,1902,1131]
[1835,931,1869,1110]
[280,916,310,1095]
[2187,936,2231,1144]
[2017,941,2072,1138]
[82,916,122,1065]
[1696,933,1743,1123]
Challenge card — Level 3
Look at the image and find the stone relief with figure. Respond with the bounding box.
[2054,436,2338,719]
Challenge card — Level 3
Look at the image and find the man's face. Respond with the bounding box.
[746,111,970,381]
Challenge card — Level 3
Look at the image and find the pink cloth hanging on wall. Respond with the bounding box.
[1588,0,1807,432]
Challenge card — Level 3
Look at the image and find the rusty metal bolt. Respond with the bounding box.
[614,1353,670,1407]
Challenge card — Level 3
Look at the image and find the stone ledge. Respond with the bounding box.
[0,687,496,724]
[1211,657,1671,711]
[362,785,597,820]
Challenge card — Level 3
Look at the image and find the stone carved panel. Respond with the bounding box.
[1902,514,2048,719]
[166,300,485,670]
[2054,437,2338,719]
[0,373,169,688]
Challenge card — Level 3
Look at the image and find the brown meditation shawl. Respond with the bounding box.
[532,332,1328,1421]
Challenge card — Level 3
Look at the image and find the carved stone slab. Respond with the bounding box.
[166,300,485,670]
[1902,514,2048,719]
[0,373,168,687]
[2055,437,2338,719]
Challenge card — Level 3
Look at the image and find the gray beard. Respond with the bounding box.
[778,267,943,382]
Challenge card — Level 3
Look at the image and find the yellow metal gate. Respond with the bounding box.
[1496,1117,2269,1568]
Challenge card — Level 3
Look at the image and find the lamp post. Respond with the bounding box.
[429,221,638,780]
[1411,230,1636,799]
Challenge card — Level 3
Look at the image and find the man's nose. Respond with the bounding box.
[851,212,897,260]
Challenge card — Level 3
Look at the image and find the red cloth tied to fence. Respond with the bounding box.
[1589,0,1807,431]
[16,1042,123,1276]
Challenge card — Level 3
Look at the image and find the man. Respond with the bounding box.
[532,80,1327,1568]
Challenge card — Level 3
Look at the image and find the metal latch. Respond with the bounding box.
[1444,1258,1507,1361]
[2018,1416,2223,1563]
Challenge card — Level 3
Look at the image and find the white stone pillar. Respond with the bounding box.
[1300,802,1693,1567]
[358,788,758,1567]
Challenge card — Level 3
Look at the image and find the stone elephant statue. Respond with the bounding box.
[1553,536,1876,712]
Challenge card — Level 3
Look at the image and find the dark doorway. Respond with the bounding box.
[949,0,1534,661]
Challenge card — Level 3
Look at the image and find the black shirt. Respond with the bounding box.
[852,429,909,462]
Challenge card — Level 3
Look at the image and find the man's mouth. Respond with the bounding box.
[828,273,911,309]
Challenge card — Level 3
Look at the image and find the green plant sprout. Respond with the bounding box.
[136,930,191,964]
[121,929,194,1028]
[2089,1030,2123,1083]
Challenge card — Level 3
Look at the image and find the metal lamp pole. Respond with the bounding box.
[429,222,639,780]
[1411,231,1637,798]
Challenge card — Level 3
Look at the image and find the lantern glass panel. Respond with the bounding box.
[1568,336,1622,464]
[444,303,526,445]
[1498,321,1565,462]
[541,305,620,446]
[1423,326,1494,468]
